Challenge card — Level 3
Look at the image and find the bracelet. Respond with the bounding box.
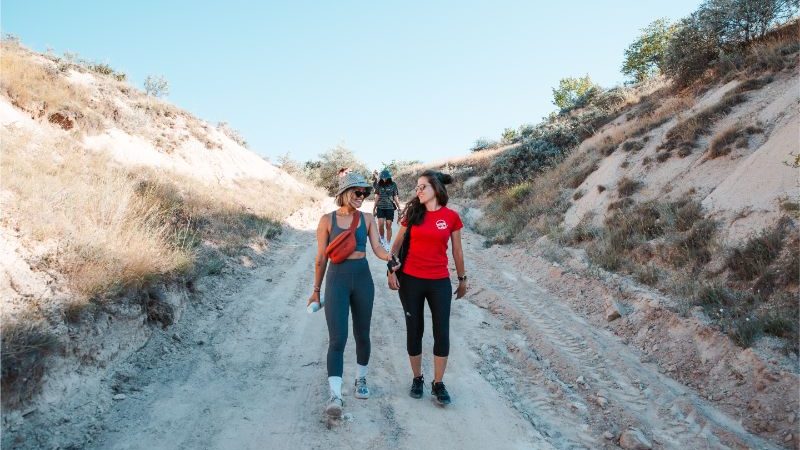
[457,275,467,281]
[313,287,321,292]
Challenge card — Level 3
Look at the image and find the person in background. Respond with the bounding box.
[373,168,401,252]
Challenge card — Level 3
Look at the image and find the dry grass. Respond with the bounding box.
[1,315,59,409]
[741,20,800,75]
[1,125,307,297]
[0,44,85,114]
[0,43,105,133]
[726,217,789,282]
[1,127,192,296]
[582,95,693,157]
[0,124,314,407]
[617,177,642,197]
[478,150,589,244]
[706,123,764,159]
[661,77,772,154]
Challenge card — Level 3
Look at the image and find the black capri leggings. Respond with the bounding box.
[398,272,452,357]
[324,258,374,377]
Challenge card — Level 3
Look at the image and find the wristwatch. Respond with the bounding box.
[457,275,467,281]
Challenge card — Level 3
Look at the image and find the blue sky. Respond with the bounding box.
[2,1,701,169]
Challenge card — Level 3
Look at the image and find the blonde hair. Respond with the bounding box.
[334,189,352,207]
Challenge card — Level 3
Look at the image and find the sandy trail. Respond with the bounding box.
[88,201,778,449]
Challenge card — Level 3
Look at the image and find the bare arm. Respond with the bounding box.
[366,213,391,260]
[308,215,330,306]
[387,225,407,290]
[390,226,406,255]
[450,230,467,299]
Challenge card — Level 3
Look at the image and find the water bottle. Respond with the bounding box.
[306,302,322,314]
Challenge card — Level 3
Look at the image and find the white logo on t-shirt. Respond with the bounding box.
[435,219,448,230]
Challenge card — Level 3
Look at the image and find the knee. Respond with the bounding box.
[328,332,348,353]
[433,339,449,357]
[407,339,422,356]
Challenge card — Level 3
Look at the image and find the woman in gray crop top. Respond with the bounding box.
[307,171,400,419]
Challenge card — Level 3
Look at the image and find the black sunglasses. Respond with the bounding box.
[352,189,370,198]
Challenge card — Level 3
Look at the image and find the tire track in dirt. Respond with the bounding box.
[461,228,780,449]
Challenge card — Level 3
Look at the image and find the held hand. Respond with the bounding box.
[386,254,401,272]
[454,280,467,299]
[388,272,400,290]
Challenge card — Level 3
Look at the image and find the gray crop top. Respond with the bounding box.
[329,211,367,252]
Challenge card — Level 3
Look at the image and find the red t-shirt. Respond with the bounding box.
[401,206,463,279]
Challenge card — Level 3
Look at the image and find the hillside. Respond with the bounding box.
[0,38,323,443]
[388,23,799,447]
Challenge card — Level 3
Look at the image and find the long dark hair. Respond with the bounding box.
[401,170,453,226]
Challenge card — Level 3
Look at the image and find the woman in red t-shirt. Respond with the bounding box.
[388,170,467,406]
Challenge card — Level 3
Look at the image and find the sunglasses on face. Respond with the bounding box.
[414,184,430,192]
[352,189,370,198]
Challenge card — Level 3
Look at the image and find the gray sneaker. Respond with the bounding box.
[325,395,343,417]
[354,377,370,399]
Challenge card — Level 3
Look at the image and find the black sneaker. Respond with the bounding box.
[431,381,451,405]
[409,375,424,399]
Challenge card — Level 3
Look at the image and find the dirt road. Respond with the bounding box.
[88,201,780,450]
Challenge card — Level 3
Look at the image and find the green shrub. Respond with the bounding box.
[144,74,169,97]
[501,128,519,144]
[482,139,562,188]
[471,137,497,152]
[551,75,599,111]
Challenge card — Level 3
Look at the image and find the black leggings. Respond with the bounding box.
[398,272,452,357]
[324,258,374,377]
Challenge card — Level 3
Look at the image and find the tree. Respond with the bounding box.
[501,128,519,144]
[622,19,677,83]
[662,13,721,86]
[144,75,169,97]
[307,144,369,195]
[551,75,598,111]
[662,0,799,85]
[470,138,497,152]
[701,0,799,45]
[380,159,421,176]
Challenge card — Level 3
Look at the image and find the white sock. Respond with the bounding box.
[328,376,342,398]
[357,364,368,379]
